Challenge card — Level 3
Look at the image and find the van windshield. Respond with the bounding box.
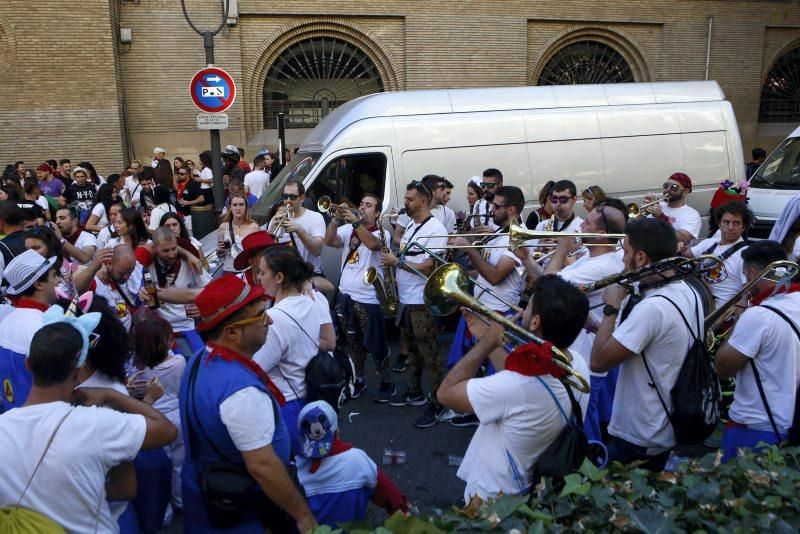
[251,152,321,221]
[751,137,800,189]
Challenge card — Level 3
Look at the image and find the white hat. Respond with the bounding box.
[153,147,166,154]
[470,176,482,185]
[224,144,239,154]
[5,250,57,296]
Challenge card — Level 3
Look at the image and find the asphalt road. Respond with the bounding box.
[166,326,474,531]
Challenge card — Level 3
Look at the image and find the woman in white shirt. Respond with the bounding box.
[148,185,178,232]
[85,184,119,234]
[216,192,259,274]
[254,245,334,453]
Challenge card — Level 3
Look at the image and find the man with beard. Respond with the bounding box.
[473,168,503,231]
[643,172,701,245]
[54,207,97,265]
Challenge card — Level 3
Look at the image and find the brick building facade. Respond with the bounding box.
[0,0,798,176]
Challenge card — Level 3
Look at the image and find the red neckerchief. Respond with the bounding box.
[504,341,568,380]
[309,437,353,473]
[750,283,800,307]
[205,342,286,405]
[14,298,48,312]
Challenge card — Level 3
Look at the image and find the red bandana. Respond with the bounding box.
[750,283,800,307]
[309,437,353,473]
[504,341,568,380]
[205,342,286,405]
[14,298,49,312]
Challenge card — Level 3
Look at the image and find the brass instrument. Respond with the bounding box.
[626,194,669,218]
[581,254,726,293]
[423,262,590,393]
[363,213,399,315]
[317,195,357,220]
[455,213,485,234]
[704,260,800,351]
[267,206,294,241]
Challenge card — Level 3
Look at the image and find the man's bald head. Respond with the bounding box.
[110,244,137,284]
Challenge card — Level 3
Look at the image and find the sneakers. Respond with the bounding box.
[415,403,448,428]
[373,382,396,403]
[351,379,366,399]
[450,413,479,427]
[392,353,408,373]
[438,408,458,423]
[388,388,426,407]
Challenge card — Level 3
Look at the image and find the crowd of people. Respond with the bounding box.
[0,144,799,533]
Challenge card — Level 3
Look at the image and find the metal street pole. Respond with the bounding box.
[181,0,229,214]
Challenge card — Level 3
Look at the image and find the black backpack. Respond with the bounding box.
[642,290,721,446]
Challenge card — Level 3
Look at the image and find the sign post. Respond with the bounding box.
[189,66,236,213]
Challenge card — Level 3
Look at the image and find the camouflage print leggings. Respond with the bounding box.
[400,304,443,398]
[343,300,391,384]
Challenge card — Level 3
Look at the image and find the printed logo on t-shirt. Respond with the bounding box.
[3,378,13,403]
[347,251,360,265]
[702,263,728,285]
[116,302,129,319]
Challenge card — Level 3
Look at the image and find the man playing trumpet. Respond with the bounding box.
[267,179,326,275]
[642,172,701,245]
[324,194,395,403]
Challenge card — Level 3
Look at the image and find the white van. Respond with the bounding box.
[247,81,745,278]
[746,125,800,237]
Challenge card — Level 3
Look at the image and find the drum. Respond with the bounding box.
[685,275,716,317]
[191,204,216,240]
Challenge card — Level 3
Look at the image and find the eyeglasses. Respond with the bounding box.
[480,182,498,189]
[409,180,432,198]
[282,193,300,200]
[549,195,573,204]
[491,203,507,210]
[662,182,681,191]
[226,309,267,329]
[595,207,609,231]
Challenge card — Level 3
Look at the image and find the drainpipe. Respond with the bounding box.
[705,15,713,80]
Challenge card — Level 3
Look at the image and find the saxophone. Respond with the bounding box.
[363,213,399,315]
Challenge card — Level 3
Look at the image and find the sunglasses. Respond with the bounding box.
[88,332,100,348]
[227,309,267,329]
[178,172,188,176]
[410,180,432,198]
[549,195,573,204]
[662,182,681,191]
[480,182,498,188]
[491,203,507,210]
[595,207,609,230]
[282,193,300,200]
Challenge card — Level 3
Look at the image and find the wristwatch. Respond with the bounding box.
[59,238,67,245]
[351,220,361,230]
[602,304,619,317]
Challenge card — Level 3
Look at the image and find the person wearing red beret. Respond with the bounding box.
[642,172,701,245]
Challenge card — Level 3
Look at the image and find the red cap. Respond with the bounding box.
[668,172,692,191]
[36,163,51,173]
[710,188,747,209]
[195,274,265,332]
[233,231,276,271]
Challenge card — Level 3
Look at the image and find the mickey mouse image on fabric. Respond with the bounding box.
[299,400,337,459]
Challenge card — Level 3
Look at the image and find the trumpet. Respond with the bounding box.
[581,254,726,293]
[423,262,590,393]
[704,260,800,351]
[267,206,294,241]
[318,196,358,220]
[626,194,669,218]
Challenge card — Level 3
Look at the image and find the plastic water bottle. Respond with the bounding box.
[382,448,406,465]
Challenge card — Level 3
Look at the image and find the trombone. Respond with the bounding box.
[424,262,590,393]
[581,254,726,293]
[626,194,669,218]
[704,260,800,351]
[318,195,358,220]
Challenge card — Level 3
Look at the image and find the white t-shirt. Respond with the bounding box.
[727,292,800,431]
[528,214,584,249]
[78,371,129,396]
[244,169,270,199]
[458,354,590,502]
[254,294,330,401]
[133,353,187,417]
[660,202,701,239]
[91,203,108,228]
[337,225,390,305]
[149,203,174,231]
[0,308,44,355]
[432,204,457,234]
[148,258,211,332]
[474,199,498,231]
[124,176,141,208]
[91,265,144,331]
[35,196,49,212]
[690,237,746,306]
[0,401,146,534]
[219,387,277,451]
[68,230,98,264]
[199,167,213,189]
[271,209,326,274]
[96,226,114,250]
[473,231,523,311]
[397,216,448,305]
[609,281,700,449]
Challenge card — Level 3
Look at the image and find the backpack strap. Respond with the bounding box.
[18,408,74,506]
[270,308,318,400]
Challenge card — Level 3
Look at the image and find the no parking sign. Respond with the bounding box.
[190,67,236,113]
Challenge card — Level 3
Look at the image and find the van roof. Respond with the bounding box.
[302,81,726,150]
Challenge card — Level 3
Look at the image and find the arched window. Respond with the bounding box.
[759,46,800,123]
[538,41,634,85]
[263,37,383,129]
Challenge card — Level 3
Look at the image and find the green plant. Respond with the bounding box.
[313,446,800,533]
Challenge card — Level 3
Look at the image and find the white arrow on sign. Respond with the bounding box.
[206,76,222,83]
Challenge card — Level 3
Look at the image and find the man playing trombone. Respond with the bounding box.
[445,186,526,426]
[591,218,703,471]
[381,180,449,428]
[324,194,396,403]
[715,240,800,461]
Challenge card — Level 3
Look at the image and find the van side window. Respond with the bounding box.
[307,153,387,210]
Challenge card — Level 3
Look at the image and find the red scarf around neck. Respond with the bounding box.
[206,342,286,405]
[14,298,49,312]
[750,283,800,307]
[504,341,568,380]
[309,437,353,473]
